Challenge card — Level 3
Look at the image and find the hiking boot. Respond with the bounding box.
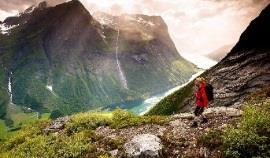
[201,118,208,124]
[191,121,198,128]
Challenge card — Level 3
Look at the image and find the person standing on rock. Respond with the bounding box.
[191,77,209,128]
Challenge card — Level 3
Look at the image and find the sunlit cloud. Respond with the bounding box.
[79,0,268,56]
[0,10,18,21]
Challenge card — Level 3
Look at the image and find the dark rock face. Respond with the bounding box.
[0,0,197,114]
[205,4,270,107]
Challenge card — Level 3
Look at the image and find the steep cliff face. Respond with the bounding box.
[207,4,270,108]
[148,4,270,115]
[0,0,197,115]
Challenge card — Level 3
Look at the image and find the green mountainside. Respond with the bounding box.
[0,0,197,121]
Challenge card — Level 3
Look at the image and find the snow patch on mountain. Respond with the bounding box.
[98,16,114,26]
[93,13,156,28]
[0,23,19,35]
[136,17,155,26]
[22,6,36,15]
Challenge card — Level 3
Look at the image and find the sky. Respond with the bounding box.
[0,0,269,68]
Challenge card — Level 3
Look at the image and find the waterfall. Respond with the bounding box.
[46,71,56,95]
[8,72,13,104]
[115,29,128,89]
[46,85,53,92]
[46,84,57,96]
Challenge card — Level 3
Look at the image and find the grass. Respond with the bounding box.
[6,104,50,126]
[66,108,169,134]
[145,69,211,116]
[0,120,8,139]
[146,82,194,115]
[0,104,51,139]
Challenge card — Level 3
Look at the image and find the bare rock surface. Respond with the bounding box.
[44,116,70,134]
[173,107,243,119]
[124,134,163,158]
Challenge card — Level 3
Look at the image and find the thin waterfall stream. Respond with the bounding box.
[115,29,128,89]
[8,72,13,104]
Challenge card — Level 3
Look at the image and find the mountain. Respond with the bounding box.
[206,44,233,61]
[0,0,197,117]
[148,3,270,115]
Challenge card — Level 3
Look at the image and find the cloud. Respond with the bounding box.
[0,0,66,12]
[0,9,18,22]
[0,0,269,56]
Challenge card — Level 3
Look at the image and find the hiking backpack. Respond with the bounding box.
[205,83,214,101]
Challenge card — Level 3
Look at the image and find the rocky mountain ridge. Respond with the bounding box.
[205,4,270,108]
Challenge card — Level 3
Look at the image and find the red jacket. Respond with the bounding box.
[195,83,208,107]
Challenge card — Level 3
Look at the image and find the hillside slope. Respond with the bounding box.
[1,90,269,157]
[148,3,270,115]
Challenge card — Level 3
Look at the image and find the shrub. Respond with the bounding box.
[50,109,64,119]
[66,109,169,133]
[2,131,93,158]
[222,101,270,158]
[111,108,169,129]
[4,118,14,128]
[198,129,223,150]
[147,82,194,115]
[0,117,97,158]
[65,112,112,135]
[2,120,49,151]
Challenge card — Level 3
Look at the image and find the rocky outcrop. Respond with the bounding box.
[173,107,243,119]
[206,50,270,108]
[124,134,163,158]
[44,116,70,134]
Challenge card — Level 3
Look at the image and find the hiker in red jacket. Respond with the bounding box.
[191,77,209,128]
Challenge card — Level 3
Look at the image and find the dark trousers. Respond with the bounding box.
[194,106,204,116]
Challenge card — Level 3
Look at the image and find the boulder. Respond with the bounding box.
[173,107,242,119]
[124,134,163,158]
[44,116,70,134]
[204,107,243,117]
